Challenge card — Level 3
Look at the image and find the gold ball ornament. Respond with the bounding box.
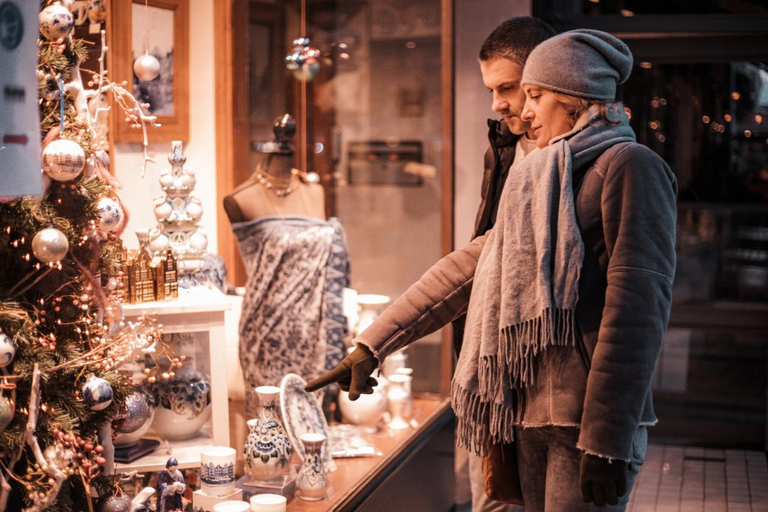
[39,2,74,40]
[32,228,69,264]
[42,139,86,181]
[133,52,161,82]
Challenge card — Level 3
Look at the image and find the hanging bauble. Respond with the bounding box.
[42,138,86,181]
[96,197,124,232]
[0,331,15,368]
[82,375,113,411]
[32,227,69,265]
[114,391,155,448]
[97,494,131,512]
[39,2,74,40]
[285,38,321,82]
[0,393,14,434]
[133,52,161,82]
[291,61,320,82]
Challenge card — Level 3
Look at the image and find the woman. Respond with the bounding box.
[307,29,677,511]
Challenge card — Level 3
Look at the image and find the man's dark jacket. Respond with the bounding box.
[452,119,520,355]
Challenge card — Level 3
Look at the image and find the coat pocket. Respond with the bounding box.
[576,331,591,372]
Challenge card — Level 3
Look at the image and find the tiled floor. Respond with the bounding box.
[454,444,768,512]
[628,444,768,512]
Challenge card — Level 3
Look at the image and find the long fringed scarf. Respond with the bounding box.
[452,108,636,455]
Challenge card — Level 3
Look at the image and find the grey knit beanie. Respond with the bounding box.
[521,29,632,100]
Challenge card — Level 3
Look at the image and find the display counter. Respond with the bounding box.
[289,395,455,512]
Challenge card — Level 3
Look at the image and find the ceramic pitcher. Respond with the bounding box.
[244,386,292,482]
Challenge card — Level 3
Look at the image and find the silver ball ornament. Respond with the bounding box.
[286,38,321,82]
[82,376,113,411]
[116,392,152,434]
[98,494,131,512]
[0,331,15,368]
[96,197,124,232]
[114,392,154,447]
[133,52,161,82]
[291,61,320,82]
[42,138,86,181]
[39,2,74,40]
[32,227,69,264]
[0,394,14,434]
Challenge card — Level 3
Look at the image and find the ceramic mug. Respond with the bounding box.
[213,501,250,512]
[201,446,237,496]
[250,494,287,512]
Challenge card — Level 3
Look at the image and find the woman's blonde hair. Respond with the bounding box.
[552,92,623,127]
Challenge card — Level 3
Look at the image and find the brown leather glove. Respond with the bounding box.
[304,345,379,400]
[579,452,629,507]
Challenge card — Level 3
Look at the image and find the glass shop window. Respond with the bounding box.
[619,60,768,448]
[247,0,447,393]
[581,0,768,15]
[621,61,768,303]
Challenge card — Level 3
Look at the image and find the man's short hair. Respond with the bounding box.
[479,17,556,68]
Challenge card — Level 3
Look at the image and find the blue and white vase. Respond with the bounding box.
[297,433,328,501]
[244,386,292,482]
[151,371,212,441]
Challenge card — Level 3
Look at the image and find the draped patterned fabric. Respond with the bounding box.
[232,216,349,419]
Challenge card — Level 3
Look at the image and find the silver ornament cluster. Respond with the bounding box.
[285,38,321,82]
[149,141,208,275]
[32,227,69,265]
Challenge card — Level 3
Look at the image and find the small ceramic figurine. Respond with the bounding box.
[130,487,156,512]
[156,457,185,512]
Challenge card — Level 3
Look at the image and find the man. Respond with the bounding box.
[454,17,555,512]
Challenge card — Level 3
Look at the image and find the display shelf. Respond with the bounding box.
[114,435,216,473]
[120,286,232,474]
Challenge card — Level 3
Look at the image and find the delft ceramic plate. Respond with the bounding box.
[279,373,336,472]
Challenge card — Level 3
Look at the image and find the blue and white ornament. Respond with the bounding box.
[39,2,74,40]
[0,330,15,368]
[96,197,124,232]
[82,375,113,411]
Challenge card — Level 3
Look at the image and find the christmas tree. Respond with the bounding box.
[0,2,171,510]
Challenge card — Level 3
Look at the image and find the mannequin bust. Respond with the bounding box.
[223,115,325,222]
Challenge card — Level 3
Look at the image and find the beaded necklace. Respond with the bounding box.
[254,166,300,198]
